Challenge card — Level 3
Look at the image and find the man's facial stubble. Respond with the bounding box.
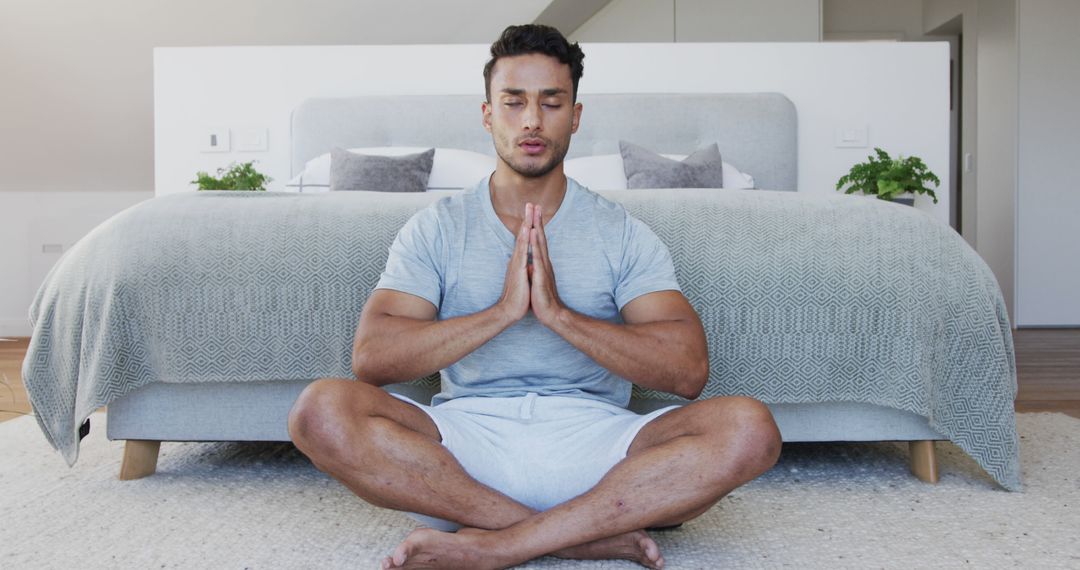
[491,126,572,179]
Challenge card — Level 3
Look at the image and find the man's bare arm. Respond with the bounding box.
[352,207,535,386]
[547,292,710,399]
[351,291,514,386]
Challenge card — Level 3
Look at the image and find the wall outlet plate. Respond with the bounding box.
[235,127,268,152]
[834,125,868,148]
[201,127,230,152]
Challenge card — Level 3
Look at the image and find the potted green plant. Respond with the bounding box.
[836,148,940,206]
[192,161,272,191]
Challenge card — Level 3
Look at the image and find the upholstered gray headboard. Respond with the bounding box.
[290,93,797,191]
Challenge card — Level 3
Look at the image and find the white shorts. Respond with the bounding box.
[391,392,679,531]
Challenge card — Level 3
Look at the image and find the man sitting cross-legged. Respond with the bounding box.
[287,24,782,570]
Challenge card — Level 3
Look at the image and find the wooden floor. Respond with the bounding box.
[1012,328,1080,417]
[0,338,34,423]
[2,329,1079,423]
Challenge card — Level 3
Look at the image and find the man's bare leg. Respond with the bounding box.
[287,378,661,566]
[384,395,782,570]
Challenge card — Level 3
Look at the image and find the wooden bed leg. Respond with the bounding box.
[909,440,939,484]
[119,440,161,480]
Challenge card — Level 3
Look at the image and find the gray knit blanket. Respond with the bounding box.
[23,189,1019,490]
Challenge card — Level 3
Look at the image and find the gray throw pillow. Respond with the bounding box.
[619,140,725,189]
[328,147,435,192]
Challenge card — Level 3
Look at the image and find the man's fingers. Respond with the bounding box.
[529,228,538,269]
[534,205,552,266]
[521,204,534,234]
[530,228,553,284]
[518,204,533,242]
[526,228,545,282]
[512,204,532,266]
[530,228,546,273]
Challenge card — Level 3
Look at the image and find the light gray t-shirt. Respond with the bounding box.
[374,176,681,408]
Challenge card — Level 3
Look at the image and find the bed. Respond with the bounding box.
[22,93,1020,490]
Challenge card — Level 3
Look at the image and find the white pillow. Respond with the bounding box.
[286,147,495,192]
[563,155,629,190]
[563,154,755,190]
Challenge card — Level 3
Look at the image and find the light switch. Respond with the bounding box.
[236,127,269,152]
[834,126,868,148]
[201,127,230,153]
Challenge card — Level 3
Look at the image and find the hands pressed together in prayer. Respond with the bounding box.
[498,203,566,327]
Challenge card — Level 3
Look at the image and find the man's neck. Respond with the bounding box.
[488,165,568,223]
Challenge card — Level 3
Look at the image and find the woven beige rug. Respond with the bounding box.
[1,412,1077,569]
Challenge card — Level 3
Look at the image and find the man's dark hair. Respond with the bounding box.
[483,24,585,103]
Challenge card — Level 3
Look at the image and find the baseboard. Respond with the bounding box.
[0,319,32,338]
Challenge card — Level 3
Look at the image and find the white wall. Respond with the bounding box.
[825,0,962,232]
[152,44,493,194]
[0,192,152,337]
[825,0,929,41]
[155,42,951,230]
[974,0,1017,325]
[0,0,550,195]
[923,0,979,248]
[676,0,821,41]
[1016,0,1080,326]
[571,0,676,42]
[923,0,969,31]
[570,0,821,42]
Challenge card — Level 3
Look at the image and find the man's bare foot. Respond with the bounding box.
[381,528,505,570]
[381,527,663,570]
[554,530,664,569]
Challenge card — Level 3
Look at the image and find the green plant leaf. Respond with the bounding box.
[837,147,940,203]
[190,161,272,191]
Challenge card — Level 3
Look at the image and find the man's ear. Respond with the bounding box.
[481,101,493,133]
[571,102,583,134]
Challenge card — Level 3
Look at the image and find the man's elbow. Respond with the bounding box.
[351,344,383,386]
[676,357,710,400]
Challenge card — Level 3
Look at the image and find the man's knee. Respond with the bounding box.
[687,396,781,481]
[715,396,782,475]
[287,377,379,451]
